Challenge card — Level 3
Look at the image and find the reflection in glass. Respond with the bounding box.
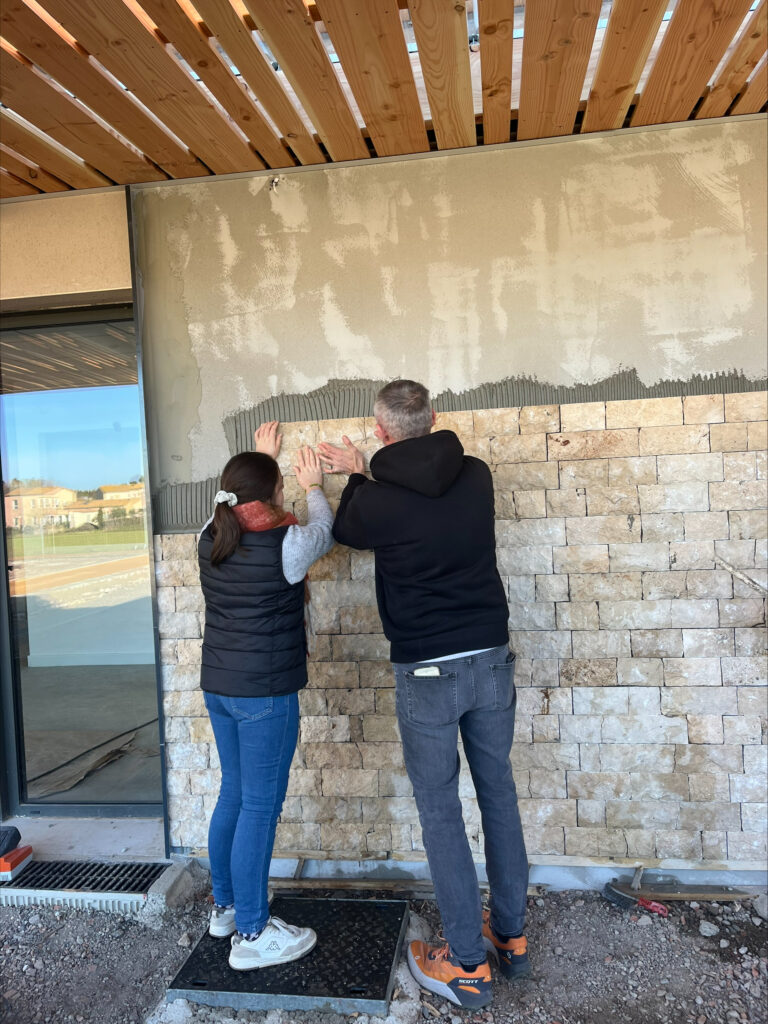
[1,320,161,804]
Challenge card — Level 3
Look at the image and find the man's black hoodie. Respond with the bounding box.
[332,430,509,663]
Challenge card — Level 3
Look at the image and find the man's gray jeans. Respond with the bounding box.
[394,644,529,964]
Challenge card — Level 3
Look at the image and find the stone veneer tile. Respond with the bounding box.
[683,394,724,424]
[549,429,639,461]
[560,402,605,432]
[724,391,768,422]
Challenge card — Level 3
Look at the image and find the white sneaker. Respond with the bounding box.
[209,905,236,938]
[209,888,274,938]
[228,916,317,971]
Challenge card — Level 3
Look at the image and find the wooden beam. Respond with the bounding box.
[582,0,668,133]
[0,0,208,180]
[697,1,768,118]
[0,143,70,192]
[242,0,369,161]
[136,0,291,168]
[192,0,325,165]
[316,0,429,157]
[409,0,476,149]
[517,0,601,141]
[0,47,165,183]
[0,109,110,189]
[477,0,515,145]
[38,0,264,174]
[730,50,768,112]
[632,0,755,126]
[0,167,42,198]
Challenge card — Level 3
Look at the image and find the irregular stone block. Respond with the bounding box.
[723,452,757,482]
[610,542,669,572]
[560,401,605,432]
[724,391,768,422]
[657,453,723,483]
[536,574,569,602]
[546,488,587,517]
[559,659,617,686]
[638,482,710,513]
[608,456,658,486]
[601,714,687,743]
[572,687,628,714]
[559,459,609,487]
[654,830,702,859]
[566,515,640,545]
[721,656,768,686]
[549,429,638,461]
[730,510,768,541]
[606,397,682,429]
[473,407,520,436]
[572,630,631,657]
[556,601,599,630]
[630,629,683,657]
[682,627,734,657]
[519,405,559,434]
[710,422,748,452]
[683,394,724,424]
[606,800,679,828]
[718,598,765,627]
[494,461,559,491]
[491,433,547,463]
[710,481,768,512]
[587,486,640,516]
[553,546,609,574]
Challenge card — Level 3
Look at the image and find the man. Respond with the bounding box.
[318,380,529,1010]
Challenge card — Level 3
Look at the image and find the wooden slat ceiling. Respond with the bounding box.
[0,321,138,392]
[0,0,765,198]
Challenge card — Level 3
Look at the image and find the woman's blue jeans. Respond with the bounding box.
[394,645,528,964]
[203,690,299,936]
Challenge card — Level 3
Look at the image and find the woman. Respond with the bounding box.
[197,422,333,971]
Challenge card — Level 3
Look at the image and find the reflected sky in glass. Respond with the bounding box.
[2,386,143,491]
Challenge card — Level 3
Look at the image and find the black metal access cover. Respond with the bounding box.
[0,860,166,893]
[168,896,409,1015]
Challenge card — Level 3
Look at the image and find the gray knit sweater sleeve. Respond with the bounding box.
[282,488,335,584]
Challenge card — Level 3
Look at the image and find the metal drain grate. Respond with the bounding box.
[0,860,168,912]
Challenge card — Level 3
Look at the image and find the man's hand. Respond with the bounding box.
[317,436,365,475]
[254,421,282,459]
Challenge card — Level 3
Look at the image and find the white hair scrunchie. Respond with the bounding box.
[214,490,238,507]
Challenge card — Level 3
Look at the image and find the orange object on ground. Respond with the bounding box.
[0,844,33,880]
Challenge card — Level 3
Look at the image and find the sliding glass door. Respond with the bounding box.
[0,310,162,811]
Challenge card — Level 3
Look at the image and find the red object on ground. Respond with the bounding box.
[637,897,669,917]
[0,844,33,880]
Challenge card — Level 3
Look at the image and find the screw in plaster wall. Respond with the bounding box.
[269,176,282,192]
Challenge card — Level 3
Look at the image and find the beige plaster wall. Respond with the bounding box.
[131,118,768,491]
[0,189,131,302]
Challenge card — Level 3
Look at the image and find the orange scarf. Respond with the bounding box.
[232,501,298,533]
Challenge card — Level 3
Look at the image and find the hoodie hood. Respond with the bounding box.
[369,430,465,497]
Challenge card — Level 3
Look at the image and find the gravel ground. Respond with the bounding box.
[1,888,766,1024]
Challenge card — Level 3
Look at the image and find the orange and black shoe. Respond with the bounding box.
[407,940,492,1009]
[482,909,531,979]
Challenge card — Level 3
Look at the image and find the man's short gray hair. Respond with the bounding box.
[374,380,433,441]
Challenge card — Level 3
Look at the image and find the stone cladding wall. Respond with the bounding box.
[156,392,767,866]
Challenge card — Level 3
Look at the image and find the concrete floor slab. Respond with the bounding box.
[2,815,165,861]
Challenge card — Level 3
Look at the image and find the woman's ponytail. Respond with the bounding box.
[210,503,242,565]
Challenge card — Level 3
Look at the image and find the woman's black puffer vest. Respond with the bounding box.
[197,524,306,697]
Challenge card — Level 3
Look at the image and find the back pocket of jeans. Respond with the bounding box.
[399,672,459,727]
[231,697,274,722]
[490,655,516,711]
